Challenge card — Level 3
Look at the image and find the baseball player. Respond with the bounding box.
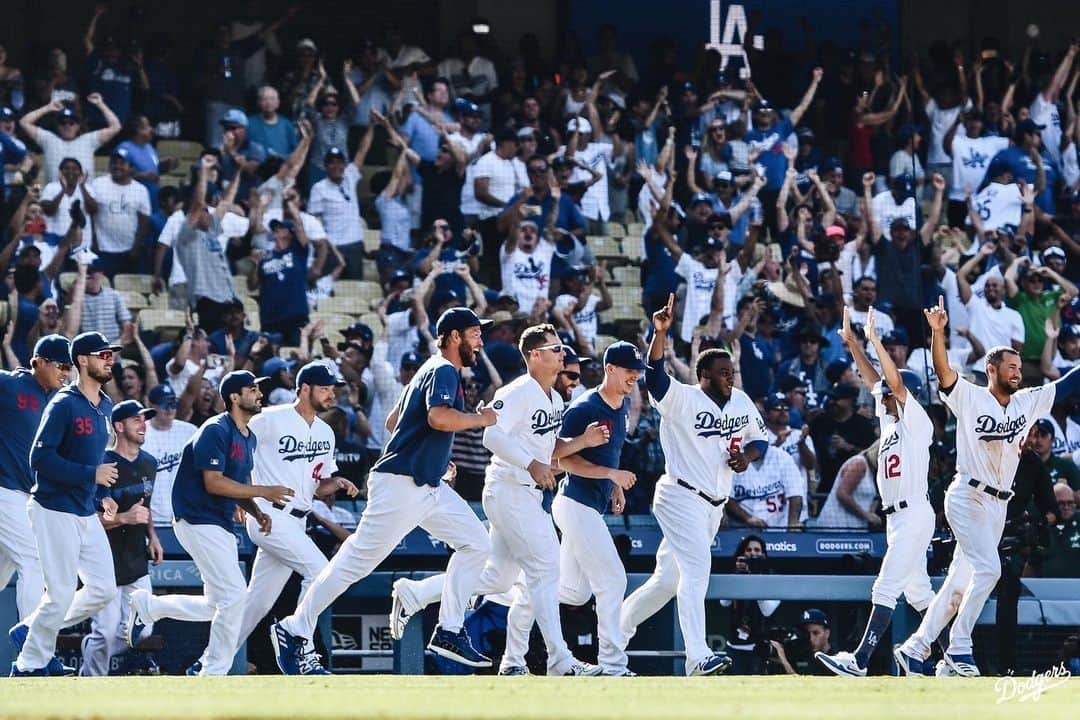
[10,332,121,676]
[81,400,162,676]
[893,297,1080,677]
[234,362,359,670]
[389,324,608,676]
[0,335,71,623]
[142,384,197,525]
[621,294,768,676]
[816,307,935,677]
[126,371,293,676]
[552,340,642,676]
[270,308,497,673]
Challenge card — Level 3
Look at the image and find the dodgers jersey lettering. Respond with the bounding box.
[730,449,803,527]
[558,388,628,514]
[0,369,56,493]
[372,355,463,487]
[249,405,337,513]
[484,374,564,486]
[171,412,256,529]
[941,376,1055,491]
[875,394,933,506]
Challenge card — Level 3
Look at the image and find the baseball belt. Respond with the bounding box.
[675,478,727,507]
[272,502,310,518]
[967,478,1013,501]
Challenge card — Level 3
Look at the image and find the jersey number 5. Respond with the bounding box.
[728,437,742,455]
[885,454,901,479]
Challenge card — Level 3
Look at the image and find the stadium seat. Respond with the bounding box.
[588,235,623,260]
[593,334,617,355]
[233,275,254,298]
[138,309,187,332]
[242,297,260,320]
[278,346,303,359]
[93,156,109,175]
[312,313,356,335]
[60,272,109,292]
[363,228,381,254]
[119,291,150,310]
[334,280,384,310]
[146,292,170,310]
[114,274,154,295]
[316,295,363,316]
[157,139,204,163]
[622,236,644,262]
[359,312,383,338]
[612,266,641,287]
[607,223,627,238]
[626,222,645,237]
[609,304,643,323]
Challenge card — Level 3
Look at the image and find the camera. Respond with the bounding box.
[999,512,1048,555]
[753,626,809,664]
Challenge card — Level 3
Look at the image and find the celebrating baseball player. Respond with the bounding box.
[271,307,497,674]
[552,340,642,676]
[0,335,71,623]
[816,307,935,677]
[126,370,293,676]
[10,332,121,676]
[235,362,358,668]
[621,293,768,677]
[894,297,1080,676]
[389,324,608,676]
[81,400,162,676]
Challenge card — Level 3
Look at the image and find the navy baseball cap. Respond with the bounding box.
[988,157,1011,178]
[268,218,296,234]
[219,108,248,128]
[112,399,156,424]
[296,362,345,388]
[1016,118,1045,135]
[603,341,647,371]
[1061,324,1080,341]
[764,392,790,411]
[71,331,122,359]
[1033,418,1056,436]
[0,106,15,121]
[454,97,481,116]
[341,322,374,342]
[388,268,412,285]
[881,328,909,346]
[778,375,809,393]
[262,357,294,376]
[219,370,268,400]
[400,351,422,368]
[58,106,79,122]
[830,383,859,401]
[825,360,850,385]
[324,146,347,164]
[690,192,713,207]
[148,383,178,407]
[32,334,72,365]
[111,146,133,163]
[1042,246,1066,262]
[436,307,492,337]
[822,156,842,173]
[801,608,830,627]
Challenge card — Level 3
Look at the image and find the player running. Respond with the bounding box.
[621,294,768,677]
[893,297,1080,677]
[127,371,293,676]
[271,308,497,673]
[389,324,608,676]
[815,307,935,677]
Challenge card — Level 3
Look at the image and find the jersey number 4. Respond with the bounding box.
[885,455,901,479]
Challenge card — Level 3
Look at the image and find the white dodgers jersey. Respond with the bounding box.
[484,374,564,485]
[875,394,933,506]
[730,448,805,527]
[249,405,338,512]
[143,419,197,524]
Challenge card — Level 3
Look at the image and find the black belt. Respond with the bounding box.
[272,502,310,518]
[968,478,1013,501]
[676,479,727,507]
[881,492,929,516]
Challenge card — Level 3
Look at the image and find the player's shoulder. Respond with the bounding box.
[252,404,295,426]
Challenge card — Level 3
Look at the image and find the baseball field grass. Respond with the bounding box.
[1,675,1076,720]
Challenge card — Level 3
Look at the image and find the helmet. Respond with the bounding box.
[880,369,924,399]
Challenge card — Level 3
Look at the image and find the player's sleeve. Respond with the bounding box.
[1025,376,1064,418]
[426,365,460,410]
[898,398,934,447]
[646,357,676,405]
[939,370,973,409]
[29,397,95,488]
[743,397,770,458]
[192,424,229,474]
[558,402,590,441]
[482,385,534,468]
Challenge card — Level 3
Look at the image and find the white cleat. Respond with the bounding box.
[564,660,604,676]
[935,659,958,677]
[389,579,416,641]
[815,651,867,677]
[943,653,980,677]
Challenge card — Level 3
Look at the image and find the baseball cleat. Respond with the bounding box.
[8,622,28,653]
[944,653,980,677]
[389,579,415,642]
[45,657,75,676]
[185,660,202,676]
[427,625,492,668]
[892,645,926,676]
[498,665,529,676]
[269,621,303,675]
[689,654,733,676]
[935,659,958,677]
[9,661,48,677]
[126,590,151,648]
[296,641,331,675]
[564,660,604,676]
[815,651,867,677]
[603,668,638,676]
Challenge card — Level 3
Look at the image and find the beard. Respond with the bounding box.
[458,343,477,368]
[87,365,114,383]
[994,374,1019,396]
[238,398,263,415]
[310,394,333,413]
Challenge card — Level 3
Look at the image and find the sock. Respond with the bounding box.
[853,604,894,668]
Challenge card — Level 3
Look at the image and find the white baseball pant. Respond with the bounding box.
[901,483,1006,658]
[395,482,575,673]
[872,499,935,611]
[279,472,490,642]
[0,488,43,619]
[80,575,154,676]
[620,479,724,674]
[15,500,117,672]
[552,494,628,674]
[137,520,246,675]
[237,508,328,644]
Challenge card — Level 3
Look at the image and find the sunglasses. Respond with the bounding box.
[534,343,565,354]
[89,351,114,361]
[48,361,73,372]
[559,370,581,381]
[157,400,179,410]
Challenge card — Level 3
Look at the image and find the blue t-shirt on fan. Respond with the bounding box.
[0,369,56,493]
[372,355,462,487]
[258,239,309,326]
[558,388,629,514]
[744,118,794,190]
[172,412,256,529]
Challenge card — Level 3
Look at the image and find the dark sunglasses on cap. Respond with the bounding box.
[559,370,581,381]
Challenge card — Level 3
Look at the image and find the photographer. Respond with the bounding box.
[722,535,780,675]
[757,607,834,676]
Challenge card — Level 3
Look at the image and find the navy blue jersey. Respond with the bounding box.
[558,388,629,514]
[372,355,462,487]
[0,370,56,493]
[171,412,256,530]
[258,239,309,325]
[98,449,157,585]
[30,385,114,516]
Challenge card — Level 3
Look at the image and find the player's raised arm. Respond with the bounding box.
[646,293,676,400]
[924,295,958,391]
[864,306,906,404]
[838,305,880,390]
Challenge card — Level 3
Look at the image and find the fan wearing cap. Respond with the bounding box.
[19,95,121,186]
[650,205,727,343]
[499,154,587,240]
[128,370,292,676]
[621,294,768,677]
[218,108,268,201]
[1042,320,1080,384]
[437,29,498,121]
[307,139,368,280]
[142,383,197,527]
[778,327,831,395]
[80,400,159,677]
[0,335,71,622]
[943,108,1010,226]
[553,264,612,353]
[84,145,151,277]
[1005,256,1078,379]
[249,196,310,346]
[270,307,496,673]
[991,118,1058,215]
[561,104,617,235]
[763,389,817,488]
[867,171,917,243]
[499,212,555,314]
[815,308,935,678]
[231,362,358,670]
[11,332,120,676]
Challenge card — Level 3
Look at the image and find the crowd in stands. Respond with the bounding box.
[0,7,1078,578]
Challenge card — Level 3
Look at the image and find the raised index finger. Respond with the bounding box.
[666,293,675,315]
[938,295,945,311]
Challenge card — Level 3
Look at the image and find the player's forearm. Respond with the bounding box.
[236,498,266,518]
[558,454,617,480]
[428,406,487,432]
[930,328,957,390]
[725,500,756,524]
[204,474,268,500]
